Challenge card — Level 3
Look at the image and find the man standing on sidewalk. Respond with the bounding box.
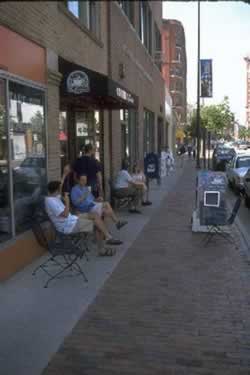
[179,144,186,168]
[73,144,103,199]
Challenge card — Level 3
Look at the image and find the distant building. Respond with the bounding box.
[245,56,250,128]
[162,19,187,135]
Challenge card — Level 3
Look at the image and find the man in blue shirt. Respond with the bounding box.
[73,144,103,199]
[71,174,128,230]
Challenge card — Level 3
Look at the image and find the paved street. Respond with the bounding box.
[42,161,250,375]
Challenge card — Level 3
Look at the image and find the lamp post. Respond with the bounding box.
[196,0,201,168]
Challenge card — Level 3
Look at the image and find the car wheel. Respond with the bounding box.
[245,195,250,209]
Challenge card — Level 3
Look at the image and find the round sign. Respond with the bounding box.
[67,70,90,94]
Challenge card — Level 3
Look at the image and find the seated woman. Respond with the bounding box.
[71,174,127,230]
[46,180,122,256]
[114,160,142,214]
[131,162,152,206]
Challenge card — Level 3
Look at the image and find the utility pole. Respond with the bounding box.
[196,0,201,169]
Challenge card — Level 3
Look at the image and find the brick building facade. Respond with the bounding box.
[245,56,250,128]
[0,1,166,279]
[161,19,187,136]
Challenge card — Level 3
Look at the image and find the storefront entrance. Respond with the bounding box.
[59,109,103,173]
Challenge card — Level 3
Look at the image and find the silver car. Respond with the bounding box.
[226,152,250,193]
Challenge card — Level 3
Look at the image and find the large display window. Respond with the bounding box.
[143,109,155,155]
[120,109,138,168]
[0,75,46,243]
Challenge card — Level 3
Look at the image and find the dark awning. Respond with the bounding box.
[59,57,138,110]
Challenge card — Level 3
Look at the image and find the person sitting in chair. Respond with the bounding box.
[131,162,152,206]
[45,181,122,256]
[71,174,127,230]
[113,160,142,214]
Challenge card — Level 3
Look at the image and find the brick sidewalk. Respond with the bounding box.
[42,162,250,375]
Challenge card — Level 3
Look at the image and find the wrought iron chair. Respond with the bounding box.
[202,197,241,248]
[31,205,93,288]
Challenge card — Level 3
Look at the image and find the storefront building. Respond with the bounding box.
[109,1,166,175]
[0,1,165,280]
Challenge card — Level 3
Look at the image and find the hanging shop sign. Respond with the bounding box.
[59,57,138,109]
[200,59,213,98]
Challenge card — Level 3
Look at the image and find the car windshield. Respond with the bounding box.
[217,148,232,155]
[236,157,250,168]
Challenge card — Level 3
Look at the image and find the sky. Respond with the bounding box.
[163,1,250,125]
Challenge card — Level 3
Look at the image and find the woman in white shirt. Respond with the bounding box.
[114,160,142,213]
[131,162,152,206]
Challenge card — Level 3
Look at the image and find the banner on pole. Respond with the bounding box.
[200,59,213,98]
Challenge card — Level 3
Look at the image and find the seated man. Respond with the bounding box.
[113,160,142,214]
[45,181,122,256]
[71,174,127,230]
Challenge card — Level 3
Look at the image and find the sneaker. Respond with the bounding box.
[142,201,152,206]
[129,209,142,214]
[105,238,123,246]
[116,220,128,230]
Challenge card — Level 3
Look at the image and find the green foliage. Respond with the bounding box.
[186,97,235,138]
[30,111,44,133]
[239,127,250,140]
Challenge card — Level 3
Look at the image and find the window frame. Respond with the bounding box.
[0,70,47,243]
[143,109,155,155]
[139,1,152,55]
[118,1,134,26]
[65,1,101,40]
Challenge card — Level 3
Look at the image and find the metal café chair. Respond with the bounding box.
[31,207,92,288]
[202,197,241,248]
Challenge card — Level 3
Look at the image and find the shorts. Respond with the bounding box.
[89,202,104,217]
[72,213,93,233]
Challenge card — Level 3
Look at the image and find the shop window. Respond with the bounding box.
[0,79,11,243]
[120,109,138,168]
[0,78,47,241]
[118,1,134,25]
[139,1,152,55]
[154,23,162,71]
[75,111,100,160]
[67,1,100,36]
[143,109,155,155]
[9,81,46,235]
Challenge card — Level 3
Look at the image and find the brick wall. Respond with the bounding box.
[0,1,109,181]
[110,1,165,174]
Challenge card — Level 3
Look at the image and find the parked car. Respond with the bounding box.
[13,156,46,193]
[212,147,235,171]
[243,168,250,208]
[226,152,250,193]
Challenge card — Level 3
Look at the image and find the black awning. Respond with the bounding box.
[59,57,138,110]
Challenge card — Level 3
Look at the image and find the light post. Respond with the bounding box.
[196,0,201,168]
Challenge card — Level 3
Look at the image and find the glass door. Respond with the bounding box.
[0,79,11,242]
[75,111,100,160]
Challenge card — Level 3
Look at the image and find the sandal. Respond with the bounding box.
[98,247,116,256]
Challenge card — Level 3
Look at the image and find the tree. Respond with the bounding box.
[187,97,235,140]
[30,111,44,133]
[239,127,250,141]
